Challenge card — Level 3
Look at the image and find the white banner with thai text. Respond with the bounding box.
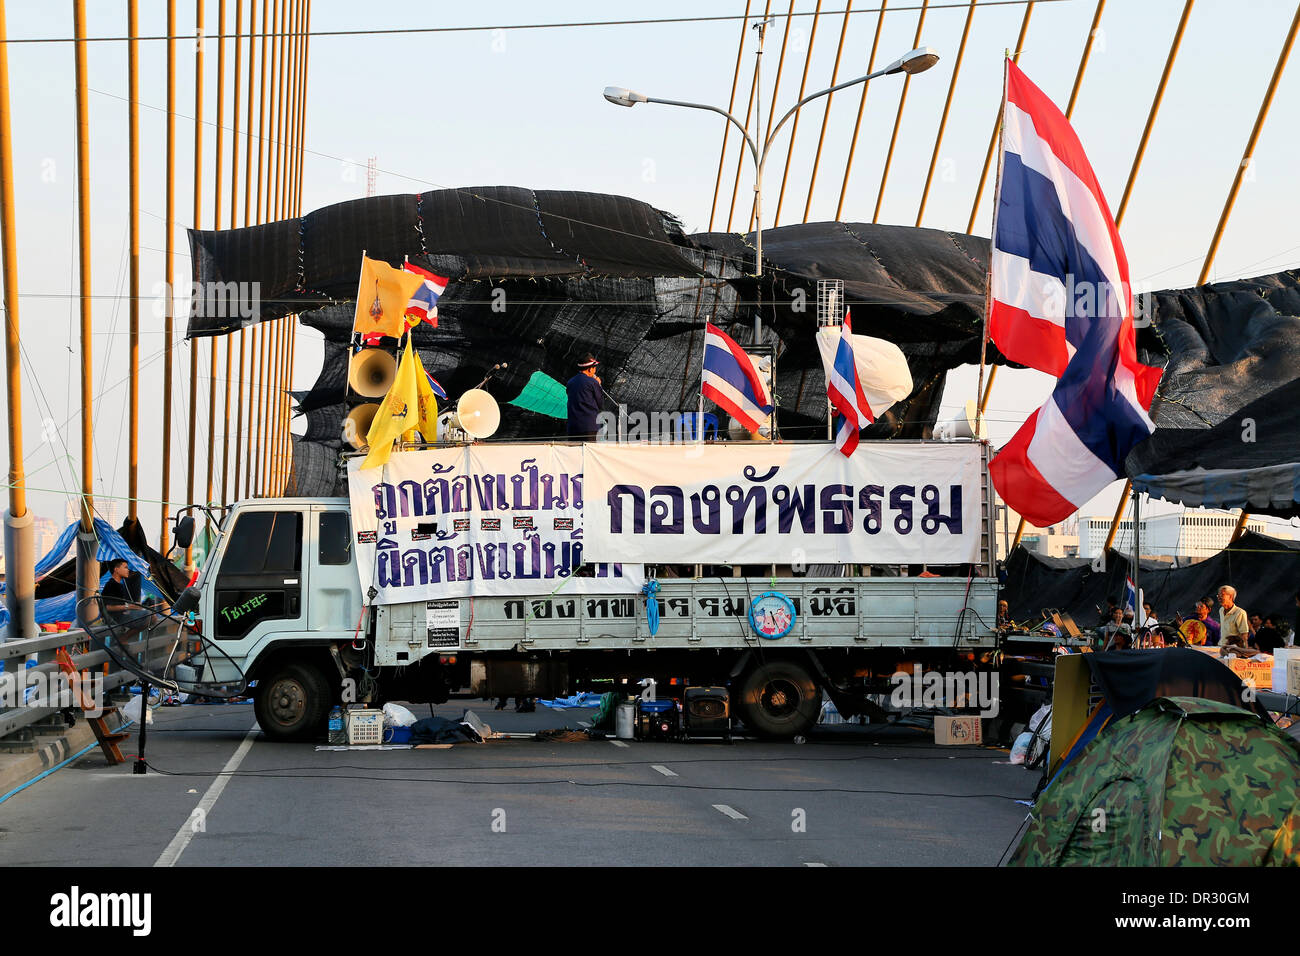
[348,445,643,604]
[582,442,982,565]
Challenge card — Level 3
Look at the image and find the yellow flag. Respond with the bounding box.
[353,255,426,340]
[361,340,419,469]
[411,349,440,442]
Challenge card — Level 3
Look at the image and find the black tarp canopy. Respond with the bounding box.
[1001,531,1300,630]
[186,188,1300,511]
[1130,270,1300,518]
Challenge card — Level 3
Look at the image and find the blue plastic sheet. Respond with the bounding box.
[0,518,168,628]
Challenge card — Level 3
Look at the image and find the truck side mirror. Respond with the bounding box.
[173,586,202,616]
[174,515,195,550]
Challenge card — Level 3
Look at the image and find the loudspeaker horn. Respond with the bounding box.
[343,403,380,450]
[347,348,398,398]
[933,399,987,441]
[449,388,501,440]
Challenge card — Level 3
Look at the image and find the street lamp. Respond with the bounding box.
[605,38,940,343]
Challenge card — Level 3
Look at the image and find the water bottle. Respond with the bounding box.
[328,706,345,745]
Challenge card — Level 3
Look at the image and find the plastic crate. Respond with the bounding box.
[346,709,384,746]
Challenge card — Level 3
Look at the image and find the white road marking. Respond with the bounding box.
[803,862,828,867]
[154,722,258,867]
[712,803,747,821]
[651,764,677,777]
[609,739,629,748]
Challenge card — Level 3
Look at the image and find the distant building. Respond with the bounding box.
[66,498,121,529]
[33,516,60,562]
[1079,512,1273,563]
[991,499,1078,561]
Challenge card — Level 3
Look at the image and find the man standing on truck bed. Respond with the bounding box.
[566,353,603,440]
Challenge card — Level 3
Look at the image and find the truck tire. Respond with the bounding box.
[254,661,330,742]
[736,659,820,738]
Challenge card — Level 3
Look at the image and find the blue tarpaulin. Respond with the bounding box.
[0,518,167,629]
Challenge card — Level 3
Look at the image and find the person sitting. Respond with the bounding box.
[1175,600,1220,646]
[996,599,1011,630]
[1251,614,1286,655]
[1098,598,1119,627]
[1097,607,1131,651]
[1216,585,1253,657]
[1141,602,1158,629]
[100,559,134,619]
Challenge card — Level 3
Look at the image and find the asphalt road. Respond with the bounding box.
[0,700,1036,867]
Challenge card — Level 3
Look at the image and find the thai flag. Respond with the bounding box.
[403,262,449,328]
[1123,576,1137,620]
[701,322,772,433]
[424,370,448,401]
[987,60,1162,527]
[825,309,873,457]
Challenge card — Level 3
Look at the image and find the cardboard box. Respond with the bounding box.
[1289,658,1300,696]
[934,715,983,746]
[1226,658,1272,691]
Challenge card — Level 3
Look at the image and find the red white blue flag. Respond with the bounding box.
[987,60,1162,527]
[701,322,773,434]
[403,262,449,329]
[824,309,874,457]
[424,370,448,401]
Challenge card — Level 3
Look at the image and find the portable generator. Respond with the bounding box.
[635,698,680,741]
[683,686,730,738]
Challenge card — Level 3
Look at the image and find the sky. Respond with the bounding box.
[1,0,1298,552]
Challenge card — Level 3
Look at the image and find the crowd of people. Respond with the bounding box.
[1087,585,1297,655]
[997,586,1299,657]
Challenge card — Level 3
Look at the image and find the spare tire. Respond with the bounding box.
[736,659,820,738]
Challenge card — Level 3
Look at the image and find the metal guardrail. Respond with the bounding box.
[0,625,183,741]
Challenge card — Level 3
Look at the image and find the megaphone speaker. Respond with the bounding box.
[934,399,987,441]
[348,348,398,398]
[449,389,501,440]
[343,403,380,449]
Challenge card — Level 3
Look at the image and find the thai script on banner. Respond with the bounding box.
[347,445,641,604]
[581,443,983,565]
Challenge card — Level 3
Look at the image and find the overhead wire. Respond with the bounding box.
[0,2,1063,45]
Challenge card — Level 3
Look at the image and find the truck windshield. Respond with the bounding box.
[212,511,304,640]
[221,511,302,576]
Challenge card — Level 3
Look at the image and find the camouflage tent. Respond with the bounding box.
[1010,697,1300,866]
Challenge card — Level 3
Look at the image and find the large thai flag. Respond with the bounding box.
[702,322,773,433]
[988,60,1162,527]
[825,309,874,457]
[403,262,449,328]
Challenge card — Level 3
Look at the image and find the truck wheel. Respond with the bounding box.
[736,659,820,739]
[254,661,330,742]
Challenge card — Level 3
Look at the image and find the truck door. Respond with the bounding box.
[208,509,305,670]
[308,506,361,634]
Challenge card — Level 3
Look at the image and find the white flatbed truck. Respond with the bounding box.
[177,443,1000,741]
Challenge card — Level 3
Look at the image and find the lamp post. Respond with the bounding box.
[606,38,939,342]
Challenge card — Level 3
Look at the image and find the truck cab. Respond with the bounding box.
[195,498,366,738]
